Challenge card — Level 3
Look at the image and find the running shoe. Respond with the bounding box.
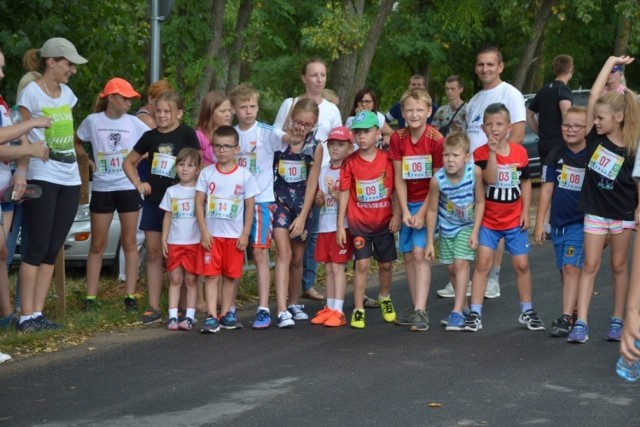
[124,297,138,312]
[567,320,589,343]
[277,310,295,328]
[16,318,39,332]
[445,311,466,331]
[378,296,396,323]
[311,307,333,325]
[220,311,243,330]
[463,311,482,332]
[166,317,179,331]
[436,281,472,298]
[441,308,471,326]
[34,315,62,330]
[0,352,11,363]
[178,317,196,331]
[410,309,429,332]
[606,317,624,341]
[140,308,162,325]
[484,278,501,299]
[519,309,545,331]
[550,314,573,337]
[287,304,309,321]
[395,308,414,326]
[350,309,365,329]
[201,316,221,334]
[252,309,271,330]
[324,311,346,327]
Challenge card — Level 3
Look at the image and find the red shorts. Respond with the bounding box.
[166,243,199,274]
[196,237,245,278]
[314,230,354,264]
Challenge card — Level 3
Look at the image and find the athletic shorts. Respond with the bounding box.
[250,202,274,249]
[583,214,635,235]
[197,237,244,278]
[352,232,397,262]
[0,202,14,213]
[272,200,313,242]
[551,222,585,270]
[439,226,475,264]
[314,230,354,264]
[90,190,142,214]
[139,200,164,232]
[478,225,530,256]
[399,201,427,253]
[166,243,199,274]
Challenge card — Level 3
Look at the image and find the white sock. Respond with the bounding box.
[327,298,335,310]
[168,308,178,319]
[334,299,344,313]
[230,305,236,313]
[32,312,42,318]
[186,308,196,320]
[20,315,31,323]
[258,306,270,313]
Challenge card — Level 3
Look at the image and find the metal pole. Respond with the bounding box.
[150,0,160,83]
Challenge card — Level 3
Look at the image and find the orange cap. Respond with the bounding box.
[100,78,141,99]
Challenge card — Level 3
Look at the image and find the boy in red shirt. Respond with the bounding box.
[338,111,401,329]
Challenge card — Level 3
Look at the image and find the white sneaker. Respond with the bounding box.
[0,352,11,364]
[485,278,501,299]
[436,281,472,298]
[287,304,309,320]
[277,310,295,328]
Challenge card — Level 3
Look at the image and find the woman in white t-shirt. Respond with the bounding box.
[15,37,88,332]
[75,78,150,312]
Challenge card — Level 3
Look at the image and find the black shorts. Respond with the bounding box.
[139,200,164,232]
[352,232,397,263]
[89,190,142,214]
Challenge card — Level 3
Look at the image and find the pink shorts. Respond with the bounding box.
[584,214,635,235]
[166,243,199,274]
[314,230,354,264]
[196,237,245,278]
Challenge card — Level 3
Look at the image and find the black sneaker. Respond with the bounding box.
[82,299,99,311]
[140,308,162,325]
[124,297,138,312]
[519,309,545,331]
[463,311,482,332]
[550,314,573,337]
[34,315,62,330]
[16,318,40,332]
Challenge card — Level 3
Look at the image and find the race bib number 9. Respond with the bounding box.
[402,155,432,180]
[355,177,387,202]
[558,164,585,191]
[171,197,195,219]
[495,164,519,189]
[235,152,257,175]
[278,159,307,183]
[207,196,240,220]
[151,152,177,178]
[97,149,128,175]
[588,144,623,180]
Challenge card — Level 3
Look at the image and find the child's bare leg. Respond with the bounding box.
[324,262,335,301]
[184,272,198,314]
[168,267,184,313]
[353,258,369,310]
[576,233,607,323]
[273,228,292,313]
[452,259,470,313]
[561,264,580,316]
[378,261,392,297]
[287,240,306,306]
[331,262,348,307]
[144,231,164,311]
[411,247,430,311]
[610,230,632,319]
[196,276,207,312]
[204,276,220,318]
[220,276,236,315]
[471,246,493,306]
[253,246,271,308]
[403,251,417,304]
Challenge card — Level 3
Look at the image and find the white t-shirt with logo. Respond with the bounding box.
[159,184,200,245]
[466,81,526,153]
[17,81,81,185]
[76,112,150,192]
[234,122,286,204]
[0,102,14,187]
[317,164,348,233]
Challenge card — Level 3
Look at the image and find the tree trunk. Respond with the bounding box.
[512,0,557,91]
[524,34,545,94]
[613,14,631,56]
[341,0,395,118]
[195,0,225,106]
[225,0,254,94]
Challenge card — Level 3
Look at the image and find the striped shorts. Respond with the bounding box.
[438,226,475,264]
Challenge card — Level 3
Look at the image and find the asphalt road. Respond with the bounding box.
[1,241,639,426]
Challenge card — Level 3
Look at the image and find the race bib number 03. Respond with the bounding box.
[495,164,519,189]
[97,149,128,175]
[278,159,307,183]
[402,155,432,180]
[588,144,623,181]
[355,177,387,202]
[558,164,585,191]
[151,152,177,178]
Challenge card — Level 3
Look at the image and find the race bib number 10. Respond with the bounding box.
[278,159,306,183]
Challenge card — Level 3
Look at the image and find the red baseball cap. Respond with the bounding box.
[100,78,142,99]
[327,126,354,143]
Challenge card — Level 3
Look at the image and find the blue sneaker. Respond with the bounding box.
[252,309,271,330]
[441,308,471,326]
[606,317,623,341]
[277,310,295,329]
[200,316,220,334]
[567,320,589,343]
[220,311,243,330]
[445,311,466,331]
[16,318,40,332]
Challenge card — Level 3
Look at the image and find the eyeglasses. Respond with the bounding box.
[358,99,374,105]
[561,124,586,131]
[213,144,238,151]
[293,119,316,129]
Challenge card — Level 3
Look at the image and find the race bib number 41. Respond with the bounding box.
[97,149,128,175]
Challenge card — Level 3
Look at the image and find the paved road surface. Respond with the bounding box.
[1,242,639,426]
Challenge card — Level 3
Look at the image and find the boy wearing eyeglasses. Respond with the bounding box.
[533,107,588,338]
[195,126,259,334]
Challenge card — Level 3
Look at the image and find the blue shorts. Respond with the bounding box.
[139,200,164,232]
[551,222,585,270]
[0,202,14,213]
[478,225,530,256]
[250,202,274,249]
[399,201,427,253]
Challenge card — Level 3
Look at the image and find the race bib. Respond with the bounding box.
[495,164,519,189]
[235,152,257,175]
[402,155,432,180]
[207,196,240,220]
[278,159,306,183]
[171,197,195,219]
[151,152,177,178]
[588,144,623,180]
[446,200,474,222]
[320,195,338,215]
[355,177,387,202]
[558,164,585,191]
[97,149,128,175]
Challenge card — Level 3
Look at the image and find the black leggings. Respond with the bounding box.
[23,180,80,265]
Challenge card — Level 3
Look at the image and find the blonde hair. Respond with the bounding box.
[400,88,432,109]
[444,132,470,154]
[17,71,41,98]
[563,106,587,118]
[322,88,339,105]
[291,98,319,122]
[176,147,201,167]
[229,83,259,106]
[596,90,640,154]
[22,49,45,73]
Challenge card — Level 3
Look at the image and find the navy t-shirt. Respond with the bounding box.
[542,144,587,227]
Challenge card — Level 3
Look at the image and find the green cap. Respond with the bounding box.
[349,111,379,130]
